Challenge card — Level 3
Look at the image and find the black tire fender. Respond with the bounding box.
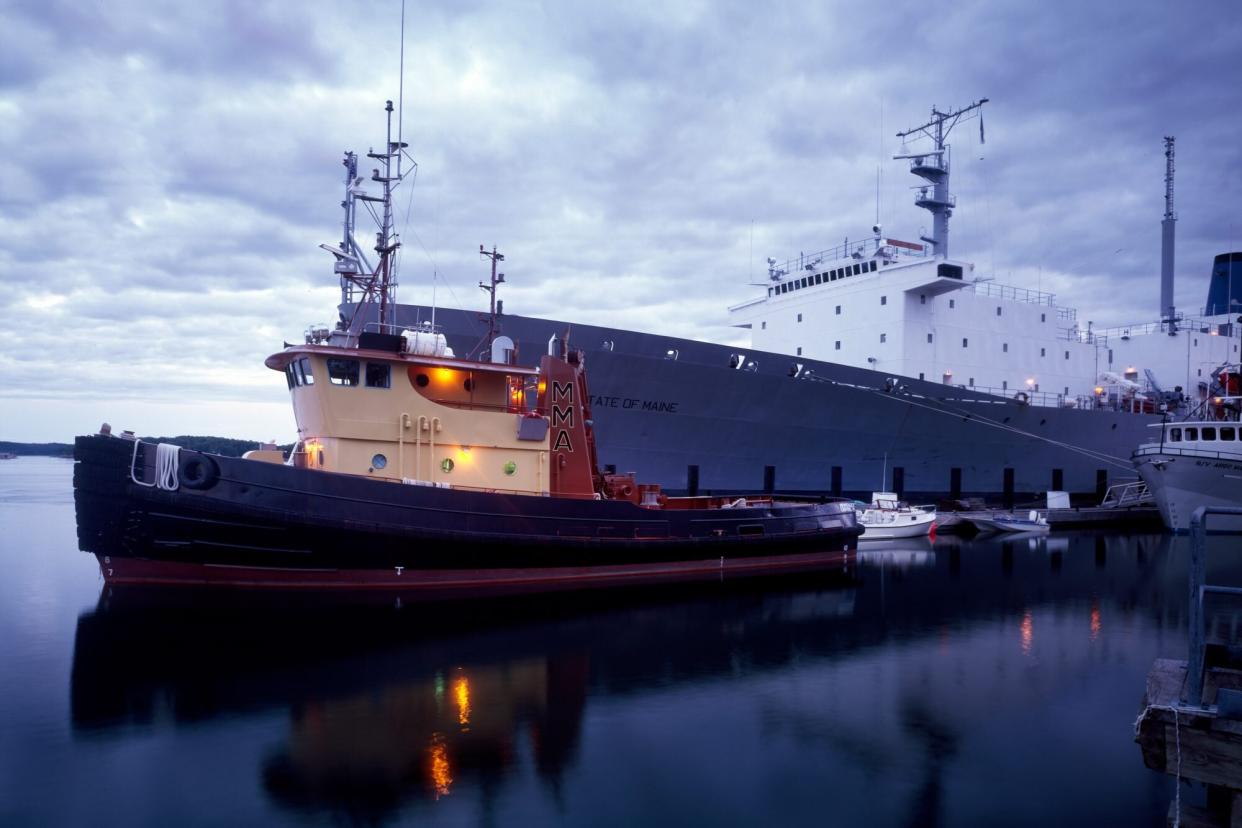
[178,452,220,490]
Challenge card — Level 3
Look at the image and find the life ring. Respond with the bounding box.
[178,452,220,490]
[1015,392,1029,404]
[620,485,634,497]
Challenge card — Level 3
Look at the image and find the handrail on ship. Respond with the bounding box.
[767,238,924,278]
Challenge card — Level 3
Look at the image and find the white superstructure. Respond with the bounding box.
[728,103,1242,411]
[728,237,1240,407]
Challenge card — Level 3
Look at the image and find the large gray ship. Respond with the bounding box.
[329,102,1241,503]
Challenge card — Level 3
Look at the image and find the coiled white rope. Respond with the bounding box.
[130,441,181,491]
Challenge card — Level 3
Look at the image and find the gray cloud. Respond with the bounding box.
[2,0,1241,442]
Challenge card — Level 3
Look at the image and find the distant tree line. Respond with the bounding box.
[141,436,294,457]
[0,441,73,457]
[1,437,294,458]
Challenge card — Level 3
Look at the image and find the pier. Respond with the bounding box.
[1136,507,1242,827]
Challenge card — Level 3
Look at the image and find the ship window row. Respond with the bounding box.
[326,358,391,389]
[768,260,878,296]
[1167,426,1237,442]
[285,357,314,389]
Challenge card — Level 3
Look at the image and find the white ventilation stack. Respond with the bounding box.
[1161,136,1176,324]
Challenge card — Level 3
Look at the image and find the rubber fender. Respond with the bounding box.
[177,452,220,490]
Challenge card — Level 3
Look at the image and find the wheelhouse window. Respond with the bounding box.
[365,362,391,388]
[1169,428,1182,442]
[327,358,360,387]
[1222,427,1237,441]
[1202,427,1217,441]
[287,357,314,388]
[1185,427,1198,441]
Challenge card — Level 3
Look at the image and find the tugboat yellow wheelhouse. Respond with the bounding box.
[72,101,861,594]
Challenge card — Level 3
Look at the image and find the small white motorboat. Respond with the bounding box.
[969,510,1050,535]
[856,492,937,540]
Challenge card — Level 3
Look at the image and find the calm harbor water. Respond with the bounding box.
[2,456,1233,826]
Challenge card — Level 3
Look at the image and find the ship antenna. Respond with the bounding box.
[894,98,988,258]
[398,0,405,156]
[479,245,505,357]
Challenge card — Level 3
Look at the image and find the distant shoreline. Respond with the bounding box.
[0,442,73,458]
[1,436,290,459]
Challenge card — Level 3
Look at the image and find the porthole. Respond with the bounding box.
[372,453,388,470]
[415,373,429,387]
[503,461,517,475]
[463,378,474,392]
[440,458,454,473]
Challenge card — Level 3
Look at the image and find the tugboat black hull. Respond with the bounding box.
[73,435,859,593]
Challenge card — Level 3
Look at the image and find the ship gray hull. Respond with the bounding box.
[358,304,1157,502]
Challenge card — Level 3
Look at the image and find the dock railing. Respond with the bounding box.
[1184,505,1242,707]
[1099,480,1152,508]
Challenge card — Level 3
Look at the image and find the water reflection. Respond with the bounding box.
[856,538,936,570]
[65,533,1240,825]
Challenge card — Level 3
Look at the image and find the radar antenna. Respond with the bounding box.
[893,98,988,258]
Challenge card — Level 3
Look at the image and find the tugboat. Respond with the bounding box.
[72,102,861,594]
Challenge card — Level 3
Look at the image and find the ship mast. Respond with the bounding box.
[331,101,415,341]
[1161,135,1177,326]
[479,245,505,355]
[894,98,988,258]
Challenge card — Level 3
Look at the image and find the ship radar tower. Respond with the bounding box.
[324,100,415,341]
[893,98,988,259]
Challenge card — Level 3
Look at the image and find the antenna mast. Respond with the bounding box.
[479,245,505,356]
[894,98,988,258]
[1161,136,1177,324]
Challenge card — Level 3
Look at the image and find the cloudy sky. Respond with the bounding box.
[2,0,1240,443]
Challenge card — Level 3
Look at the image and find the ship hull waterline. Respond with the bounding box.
[74,435,861,594]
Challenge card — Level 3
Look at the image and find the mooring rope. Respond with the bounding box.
[1134,702,1182,827]
[130,441,180,491]
[853,384,1138,471]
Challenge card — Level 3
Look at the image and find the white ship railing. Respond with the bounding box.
[767,238,926,278]
[967,280,1059,307]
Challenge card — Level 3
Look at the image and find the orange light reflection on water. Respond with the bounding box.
[428,733,452,800]
[1020,611,1033,655]
[454,674,471,729]
[1090,601,1102,641]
